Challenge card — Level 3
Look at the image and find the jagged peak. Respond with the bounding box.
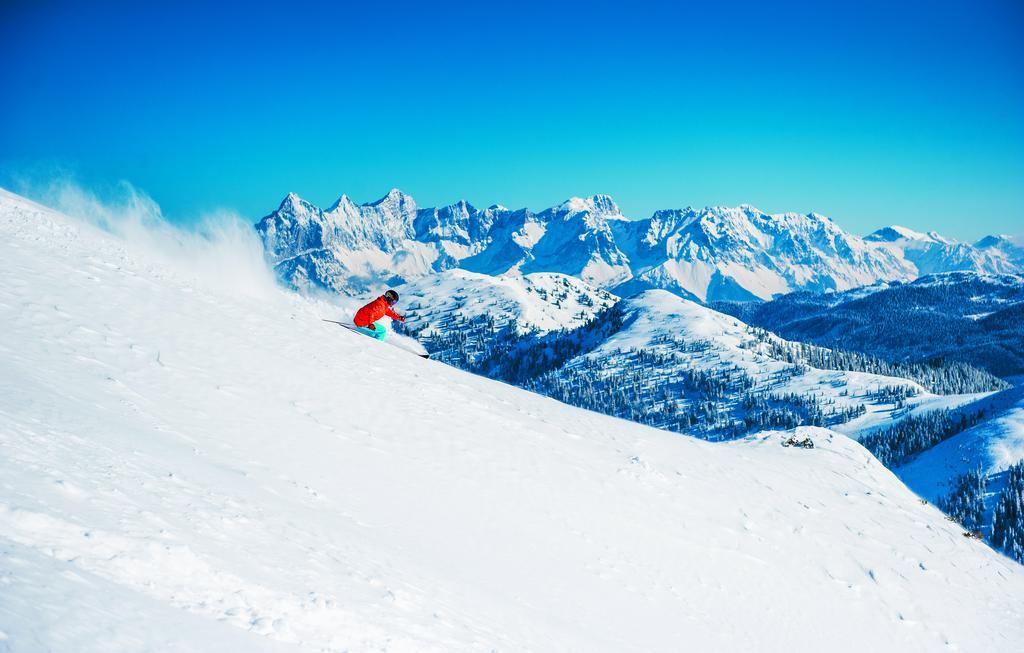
[691,205,835,224]
[693,205,753,223]
[699,204,765,217]
[650,206,696,216]
[366,188,413,207]
[761,209,834,225]
[326,194,357,213]
[420,199,477,221]
[589,193,619,213]
[647,207,698,225]
[975,234,1003,248]
[865,225,933,243]
[448,198,475,213]
[277,192,316,214]
[700,206,836,226]
[558,194,620,216]
[925,230,957,245]
[976,234,1019,249]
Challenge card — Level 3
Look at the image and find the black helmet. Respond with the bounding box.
[384,289,399,304]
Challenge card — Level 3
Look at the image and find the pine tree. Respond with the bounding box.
[991,462,1024,562]
[937,469,987,532]
[860,409,985,467]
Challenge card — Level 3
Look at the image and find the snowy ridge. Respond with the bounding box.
[256,190,1022,302]
[5,188,1024,650]
[397,269,618,336]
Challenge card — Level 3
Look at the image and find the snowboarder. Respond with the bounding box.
[353,289,405,341]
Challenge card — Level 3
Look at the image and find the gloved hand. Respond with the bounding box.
[397,315,406,322]
[367,323,376,330]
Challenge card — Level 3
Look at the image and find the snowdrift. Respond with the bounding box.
[2,188,1023,652]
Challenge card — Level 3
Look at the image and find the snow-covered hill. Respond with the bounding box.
[5,190,1024,650]
[522,290,990,438]
[397,269,618,337]
[256,190,1023,303]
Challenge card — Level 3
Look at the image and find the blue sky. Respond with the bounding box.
[1,0,1021,239]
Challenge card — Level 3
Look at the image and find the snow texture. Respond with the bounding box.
[3,187,1024,652]
[397,269,618,336]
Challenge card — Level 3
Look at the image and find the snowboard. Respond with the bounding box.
[322,319,430,359]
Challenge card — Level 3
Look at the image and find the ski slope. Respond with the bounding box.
[2,187,1023,652]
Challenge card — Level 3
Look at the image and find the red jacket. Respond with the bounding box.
[354,296,403,328]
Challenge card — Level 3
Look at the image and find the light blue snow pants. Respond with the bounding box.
[355,322,387,341]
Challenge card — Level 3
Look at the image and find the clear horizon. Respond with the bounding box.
[2,0,1022,241]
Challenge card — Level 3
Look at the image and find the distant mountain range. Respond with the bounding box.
[864,226,1022,276]
[255,189,1024,302]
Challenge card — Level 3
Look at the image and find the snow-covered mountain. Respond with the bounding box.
[256,189,436,293]
[257,190,1021,303]
[254,190,634,295]
[865,225,1020,276]
[6,188,1024,650]
[610,205,918,301]
[975,233,1024,268]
